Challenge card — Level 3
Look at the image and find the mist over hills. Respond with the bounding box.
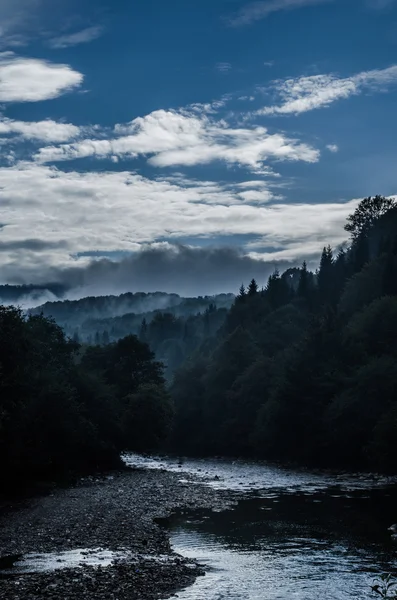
[0,283,69,308]
[0,245,295,308]
[27,290,235,377]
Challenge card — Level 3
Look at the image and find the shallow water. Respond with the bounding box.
[123,453,396,494]
[0,547,179,577]
[0,548,132,575]
[125,454,397,599]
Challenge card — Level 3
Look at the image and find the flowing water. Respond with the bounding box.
[125,454,397,599]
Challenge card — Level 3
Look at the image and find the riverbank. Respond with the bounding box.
[0,468,230,599]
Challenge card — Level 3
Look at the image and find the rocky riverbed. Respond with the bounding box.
[0,468,230,599]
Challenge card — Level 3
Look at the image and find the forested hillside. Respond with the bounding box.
[171,196,397,471]
[31,292,234,333]
[0,308,173,489]
[31,292,234,377]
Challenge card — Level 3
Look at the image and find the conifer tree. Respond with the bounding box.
[248,278,258,296]
[317,245,334,305]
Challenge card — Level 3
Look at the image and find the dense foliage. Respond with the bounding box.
[170,196,397,471]
[0,310,172,489]
[30,292,233,378]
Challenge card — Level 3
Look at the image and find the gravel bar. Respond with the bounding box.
[0,468,231,599]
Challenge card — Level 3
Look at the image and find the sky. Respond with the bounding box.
[0,0,396,296]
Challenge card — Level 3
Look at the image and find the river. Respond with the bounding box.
[124,454,397,599]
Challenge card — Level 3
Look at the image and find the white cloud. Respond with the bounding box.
[258,65,397,116]
[0,118,80,142]
[34,109,319,172]
[48,26,103,49]
[227,0,332,26]
[326,144,339,153]
[236,180,275,188]
[0,162,361,281]
[0,52,83,102]
[238,189,274,202]
[215,62,232,73]
[187,97,230,114]
[264,61,275,67]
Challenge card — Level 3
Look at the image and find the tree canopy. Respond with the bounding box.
[169,195,397,471]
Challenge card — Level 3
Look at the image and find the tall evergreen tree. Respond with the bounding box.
[248,278,258,296]
[238,283,246,299]
[265,270,291,309]
[297,261,312,305]
[317,245,334,305]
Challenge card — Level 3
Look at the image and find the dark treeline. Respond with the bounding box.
[171,196,397,471]
[0,309,173,489]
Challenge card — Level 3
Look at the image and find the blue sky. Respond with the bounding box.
[0,0,396,293]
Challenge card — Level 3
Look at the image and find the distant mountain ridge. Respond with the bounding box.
[29,291,235,343]
[31,291,183,325]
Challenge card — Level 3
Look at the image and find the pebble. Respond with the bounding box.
[0,469,230,600]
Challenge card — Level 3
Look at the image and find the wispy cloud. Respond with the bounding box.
[257,65,397,115]
[34,109,320,172]
[264,61,275,67]
[0,1,103,50]
[227,0,332,27]
[0,0,43,46]
[215,62,232,73]
[366,0,396,9]
[0,52,83,102]
[326,144,338,153]
[48,26,103,49]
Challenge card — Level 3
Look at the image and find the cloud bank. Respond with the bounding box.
[0,162,359,290]
[39,245,292,298]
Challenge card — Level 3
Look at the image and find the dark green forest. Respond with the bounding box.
[0,310,173,489]
[171,195,397,471]
[1,195,397,489]
[30,292,234,377]
[30,291,234,339]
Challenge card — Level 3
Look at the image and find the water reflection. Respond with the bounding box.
[126,454,397,599]
[166,489,397,599]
